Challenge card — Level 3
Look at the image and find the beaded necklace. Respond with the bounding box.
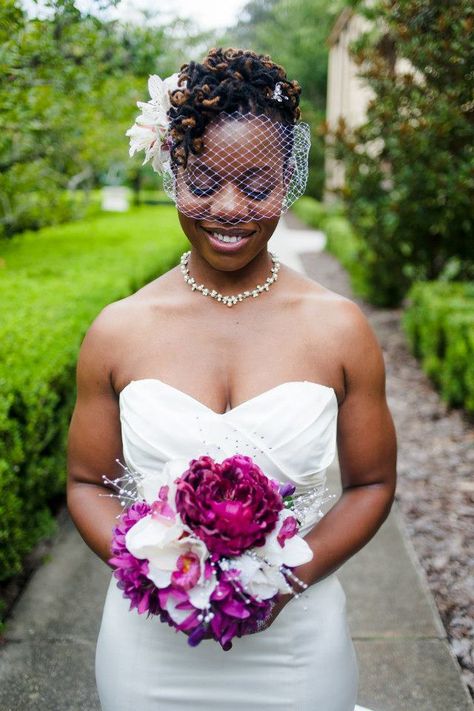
[179,250,281,308]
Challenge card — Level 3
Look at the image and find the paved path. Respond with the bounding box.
[0,215,472,710]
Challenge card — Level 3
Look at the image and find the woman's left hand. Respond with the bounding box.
[251,591,294,633]
[181,591,295,642]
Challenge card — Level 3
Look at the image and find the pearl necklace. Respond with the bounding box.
[179,250,281,308]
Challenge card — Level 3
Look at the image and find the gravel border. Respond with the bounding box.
[297,234,474,698]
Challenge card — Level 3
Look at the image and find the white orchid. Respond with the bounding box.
[126,513,218,611]
[256,508,313,568]
[124,504,184,564]
[125,454,218,610]
[125,72,181,173]
[228,509,313,600]
[232,553,291,600]
[136,457,188,505]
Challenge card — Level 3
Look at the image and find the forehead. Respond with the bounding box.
[189,114,287,170]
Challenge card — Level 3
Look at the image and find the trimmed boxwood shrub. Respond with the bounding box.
[0,206,188,587]
[291,196,334,230]
[402,282,474,414]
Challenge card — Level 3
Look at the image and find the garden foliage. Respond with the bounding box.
[292,197,369,297]
[402,281,474,415]
[0,0,177,237]
[0,207,187,584]
[325,0,474,306]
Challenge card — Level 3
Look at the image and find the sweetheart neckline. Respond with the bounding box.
[119,377,337,417]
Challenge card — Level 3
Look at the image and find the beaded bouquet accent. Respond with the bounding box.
[101,454,332,650]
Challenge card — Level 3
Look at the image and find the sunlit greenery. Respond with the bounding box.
[223,0,345,199]
[0,0,201,236]
[0,205,187,587]
[325,0,474,306]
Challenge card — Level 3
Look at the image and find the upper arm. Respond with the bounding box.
[335,300,397,493]
[66,304,124,492]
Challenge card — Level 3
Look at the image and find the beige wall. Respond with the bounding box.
[325,9,374,200]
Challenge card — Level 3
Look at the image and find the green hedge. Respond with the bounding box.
[402,282,474,414]
[292,197,371,299]
[292,196,344,230]
[293,198,474,414]
[0,206,188,587]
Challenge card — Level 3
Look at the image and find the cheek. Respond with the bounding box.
[175,181,212,217]
[247,184,287,220]
[177,211,198,240]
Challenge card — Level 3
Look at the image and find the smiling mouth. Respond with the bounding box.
[201,226,256,244]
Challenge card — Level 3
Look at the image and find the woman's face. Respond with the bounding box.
[175,115,290,270]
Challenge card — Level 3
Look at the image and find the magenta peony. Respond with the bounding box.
[174,454,284,558]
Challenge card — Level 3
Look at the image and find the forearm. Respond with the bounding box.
[294,481,395,589]
[67,482,123,567]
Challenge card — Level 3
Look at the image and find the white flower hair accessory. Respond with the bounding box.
[126,72,181,173]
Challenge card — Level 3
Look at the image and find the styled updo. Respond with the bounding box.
[168,47,302,168]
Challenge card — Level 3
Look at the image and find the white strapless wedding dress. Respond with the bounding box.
[95,378,372,711]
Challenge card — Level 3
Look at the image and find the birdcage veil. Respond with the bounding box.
[126,74,311,224]
[162,112,311,224]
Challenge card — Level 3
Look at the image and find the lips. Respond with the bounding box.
[201,225,256,238]
[203,231,253,253]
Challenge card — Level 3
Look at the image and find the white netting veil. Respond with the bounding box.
[162,112,311,225]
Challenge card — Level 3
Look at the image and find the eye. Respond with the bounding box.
[240,172,277,201]
[185,165,220,197]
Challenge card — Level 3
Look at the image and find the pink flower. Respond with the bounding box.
[277,515,298,547]
[175,454,284,558]
[150,485,176,523]
[171,552,201,590]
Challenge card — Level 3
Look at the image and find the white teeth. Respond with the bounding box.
[212,233,243,243]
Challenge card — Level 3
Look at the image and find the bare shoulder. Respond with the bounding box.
[77,273,177,389]
[81,295,137,352]
[82,269,174,344]
[292,269,371,341]
[295,276,386,402]
[77,291,149,381]
[76,299,133,394]
[307,288,379,351]
[302,288,397,494]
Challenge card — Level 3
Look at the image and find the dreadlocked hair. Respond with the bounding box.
[168,47,302,168]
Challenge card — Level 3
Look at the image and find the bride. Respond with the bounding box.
[67,47,396,710]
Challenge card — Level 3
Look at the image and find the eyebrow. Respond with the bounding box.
[242,167,273,177]
[189,163,274,178]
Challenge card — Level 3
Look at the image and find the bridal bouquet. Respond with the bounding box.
[101,454,315,650]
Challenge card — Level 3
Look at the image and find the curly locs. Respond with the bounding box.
[168,47,302,168]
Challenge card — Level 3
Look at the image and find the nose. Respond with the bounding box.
[208,182,249,223]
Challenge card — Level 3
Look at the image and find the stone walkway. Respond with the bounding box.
[0,215,472,710]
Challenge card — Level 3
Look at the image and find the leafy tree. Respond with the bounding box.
[0,1,171,236]
[222,0,345,199]
[325,0,474,306]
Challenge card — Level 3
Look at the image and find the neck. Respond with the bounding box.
[186,247,275,294]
